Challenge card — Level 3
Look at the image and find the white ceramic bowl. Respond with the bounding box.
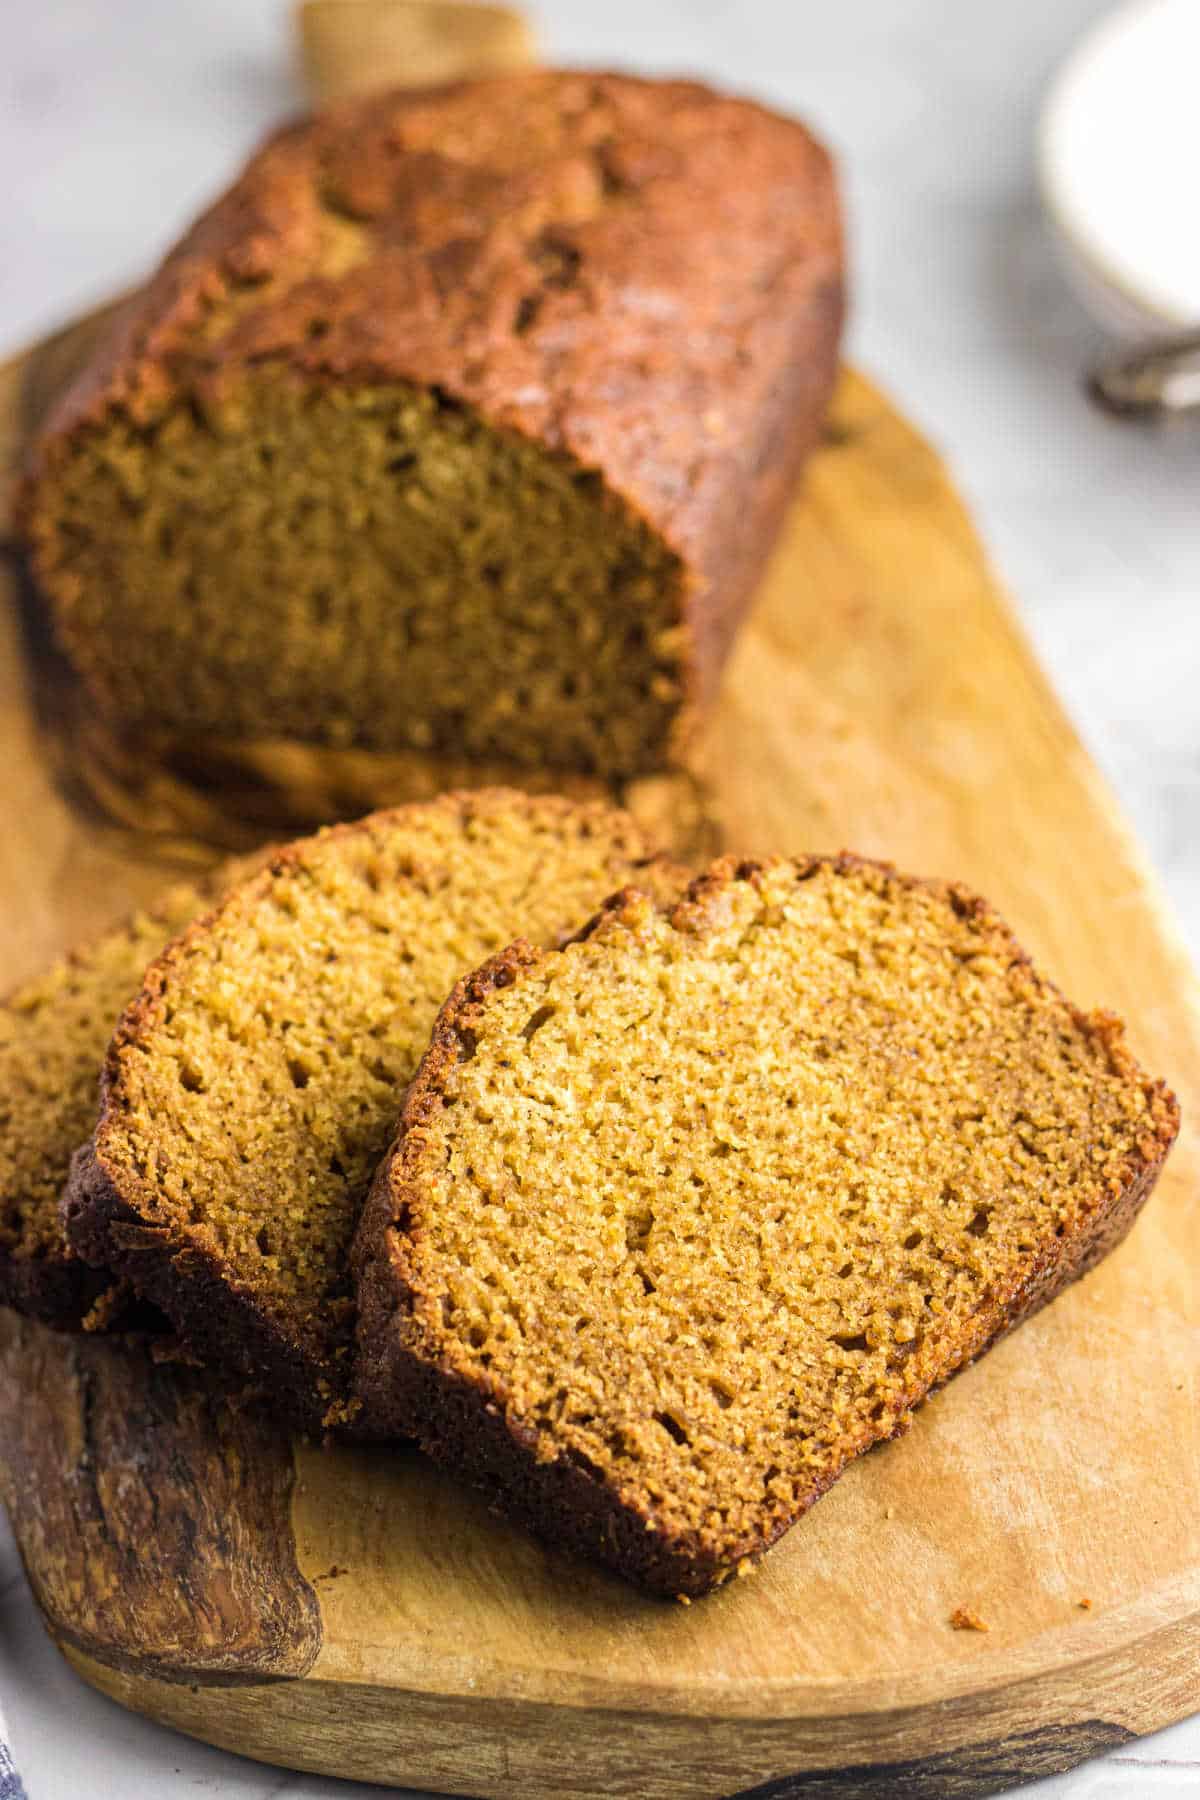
[1039,0,1200,338]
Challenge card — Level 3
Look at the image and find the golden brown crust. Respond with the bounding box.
[353,854,1180,1596]
[22,71,843,754]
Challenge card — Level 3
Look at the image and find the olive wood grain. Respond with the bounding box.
[0,1313,320,1681]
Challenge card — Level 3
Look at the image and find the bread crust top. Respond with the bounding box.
[26,71,842,583]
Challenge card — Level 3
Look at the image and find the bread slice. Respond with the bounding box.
[65,792,681,1431]
[0,880,219,1328]
[353,855,1180,1596]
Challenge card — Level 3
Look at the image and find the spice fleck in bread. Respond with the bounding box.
[65,792,682,1432]
[353,856,1179,1596]
[22,71,842,777]
[0,881,220,1329]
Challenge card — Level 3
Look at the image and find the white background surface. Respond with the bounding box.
[2,1,1199,1795]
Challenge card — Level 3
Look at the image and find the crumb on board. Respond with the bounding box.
[677,1594,692,1607]
[1078,1597,1093,1611]
[884,1506,895,1519]
[950,1606,989,1633]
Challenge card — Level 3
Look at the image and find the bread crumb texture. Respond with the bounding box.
[79,792,676,1418]
[0,883,209,1323]
[364,855,1178,1593]
[36,371,684,774]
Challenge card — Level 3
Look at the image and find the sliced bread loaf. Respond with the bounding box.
[65,792,681,1431]
[22,72,842,777]
[0,881,217,1328]
[353,855,1179,1595]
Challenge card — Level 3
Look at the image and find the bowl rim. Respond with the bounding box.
[1037,0,1198,334]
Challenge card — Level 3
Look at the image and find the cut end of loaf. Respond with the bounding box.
[355,854,1179,1594]
[29,374,688,776]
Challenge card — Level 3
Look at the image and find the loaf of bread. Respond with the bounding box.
[0,879,224,1328]
[353,856,1179,1595]
[21,71,842,778]
[65,792,683,1432]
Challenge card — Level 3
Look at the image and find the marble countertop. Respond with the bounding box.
[2,1,1198,1794]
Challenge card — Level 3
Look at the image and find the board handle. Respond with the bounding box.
[297,0,537,103]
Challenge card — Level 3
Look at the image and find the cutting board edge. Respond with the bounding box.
[56,1626,1193,1800]
[37,1556,1200,1722]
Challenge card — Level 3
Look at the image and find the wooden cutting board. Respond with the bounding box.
[7,8,1195,1797]
[0,317,1198,1797]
